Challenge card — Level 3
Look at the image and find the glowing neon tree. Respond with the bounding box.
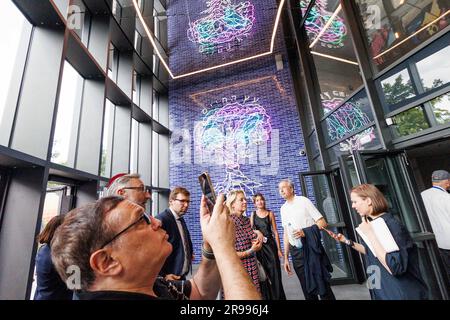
[198,96,272,195]
[187,0,255,54]
[326,101,375,150]
[300,0,347,48]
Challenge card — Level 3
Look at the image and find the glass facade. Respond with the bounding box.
[292,0,450,296]
[302,0,364,116]
[355,0,450,72]
[0,0,170,299]
[0,1,32,146]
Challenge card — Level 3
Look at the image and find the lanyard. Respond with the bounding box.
[432,186,447,192]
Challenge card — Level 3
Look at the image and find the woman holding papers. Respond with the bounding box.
[327,184,428,300]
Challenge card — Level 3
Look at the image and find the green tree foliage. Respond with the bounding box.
[384,75,450,136]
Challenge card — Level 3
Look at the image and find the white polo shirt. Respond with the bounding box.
[421,186,450,250]
[280,195,323,247]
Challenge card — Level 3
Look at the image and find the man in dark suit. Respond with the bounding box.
[156,187,193,280]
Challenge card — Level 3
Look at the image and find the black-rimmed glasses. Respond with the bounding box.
[99,212,151,249]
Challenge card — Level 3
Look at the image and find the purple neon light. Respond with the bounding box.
[188,0,256,54]
[199,96,272,194]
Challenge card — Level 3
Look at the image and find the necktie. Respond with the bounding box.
[178,217,192,272]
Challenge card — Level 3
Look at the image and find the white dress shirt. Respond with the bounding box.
[169,208,189,275]
[280,195,323,247]
[421,186,450,250]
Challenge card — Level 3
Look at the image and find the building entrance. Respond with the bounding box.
[337,150,449,300]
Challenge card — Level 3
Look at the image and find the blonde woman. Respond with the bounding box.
[226,190,264,294]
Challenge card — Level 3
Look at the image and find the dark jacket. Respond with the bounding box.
[363,213,428,300]
[75,278,192,300]
[301,225,333,296]
[156,209,193,277]
[34,244,72,300]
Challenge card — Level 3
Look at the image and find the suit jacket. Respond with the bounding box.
[301,225,333,296]
[156,209,193,277]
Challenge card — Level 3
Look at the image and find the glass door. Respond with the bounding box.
[299,170,364,284]
[350,149,449,299]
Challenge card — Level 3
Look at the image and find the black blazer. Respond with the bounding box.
[156,209,193,277]
[302,225,333,296]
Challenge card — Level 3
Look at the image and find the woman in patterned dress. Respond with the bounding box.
[226,190,264,295]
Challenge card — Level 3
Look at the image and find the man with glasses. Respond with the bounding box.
[104,173,151,209]
[156,187,193,281]
[51,195,261,300]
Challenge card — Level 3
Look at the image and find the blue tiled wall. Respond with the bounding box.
[167,0,311,263]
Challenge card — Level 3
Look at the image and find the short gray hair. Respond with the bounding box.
[104,173,141,197]
[279,179,294,190]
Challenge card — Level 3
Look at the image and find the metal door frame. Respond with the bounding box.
[350,149,449,299]
[299,170,363,284]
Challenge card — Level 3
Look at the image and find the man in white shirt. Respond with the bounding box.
[421,170,450,281]
[279,179,335,300]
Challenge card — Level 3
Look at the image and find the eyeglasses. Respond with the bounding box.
[174,199,191,204]
[120,186,151,193]
[99,212,151,249]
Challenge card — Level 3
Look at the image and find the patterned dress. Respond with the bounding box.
[231,214,260,293]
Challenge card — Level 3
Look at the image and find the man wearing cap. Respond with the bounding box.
[104,173,151,209]
[421,170,450,281]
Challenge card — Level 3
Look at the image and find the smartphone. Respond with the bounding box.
[198,172,217,213]
[322,228,336,238]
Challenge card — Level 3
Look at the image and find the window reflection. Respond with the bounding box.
[133,71,140,105]
[301,0,364,116]
[51,62,83,167]
[100,100,115,177]
[430,92,450,125]
[152,89,159,120]
[328,126,380,161]
[152,131,159,186]
[322,90,374,146]
[68,0,91,46]
[380,69,416,108]
[356,0,450,71]
[130,119,139,173]
[108,43,119,81]
[0,1,31,145]
[390,106,430,137]
[416,45,450,91]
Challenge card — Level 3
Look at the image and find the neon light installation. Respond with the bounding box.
[322,97,344,114]
[300,0,347,48]
[199,96,272,195]
[326,101,375,150]
[188,0,255,54]
[339,127,376,152]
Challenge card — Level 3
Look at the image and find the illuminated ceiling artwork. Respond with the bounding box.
[301,0,347,49]
[187,0,256,54]
[132,0,285,79]
[198,96,272,195]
